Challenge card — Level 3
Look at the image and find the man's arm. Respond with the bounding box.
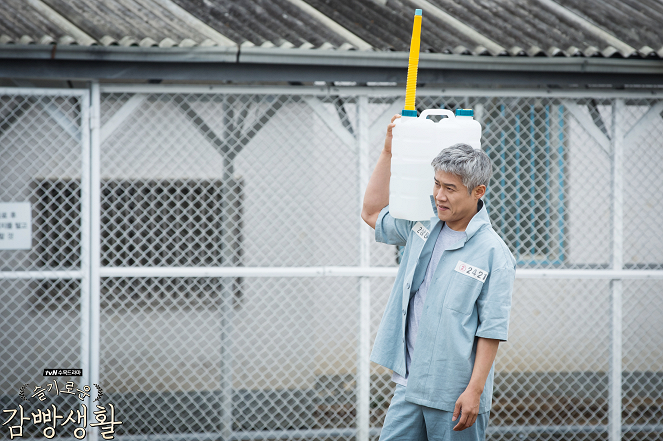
[361,114,400,229]
[452,337,500,431]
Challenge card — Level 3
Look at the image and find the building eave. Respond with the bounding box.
[1,45,662,85]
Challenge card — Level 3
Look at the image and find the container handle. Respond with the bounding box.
[420,109,455,120]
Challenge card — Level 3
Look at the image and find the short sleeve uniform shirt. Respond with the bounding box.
[370,198,516,414]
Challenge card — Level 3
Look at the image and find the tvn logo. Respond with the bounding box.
[43,369,83,376]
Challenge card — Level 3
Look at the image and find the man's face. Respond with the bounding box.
[433,169,483,223]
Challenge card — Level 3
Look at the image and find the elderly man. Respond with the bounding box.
[361,114,516,441]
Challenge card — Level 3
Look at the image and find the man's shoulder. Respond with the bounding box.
[473,225,516,269]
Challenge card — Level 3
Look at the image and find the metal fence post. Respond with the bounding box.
[87,80,102,441]
[220,95,236,441]
[80,85,92,438]
[357,95,370,441]
[609,98,624,441]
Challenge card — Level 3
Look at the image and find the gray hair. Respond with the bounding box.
[430,143,492,195]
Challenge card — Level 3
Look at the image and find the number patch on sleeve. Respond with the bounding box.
[454,261,488,283]
[412,222,430,240]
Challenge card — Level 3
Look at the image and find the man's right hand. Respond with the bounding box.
[383,114,401,155]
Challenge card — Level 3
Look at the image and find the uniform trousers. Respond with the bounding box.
[378,384,489,441]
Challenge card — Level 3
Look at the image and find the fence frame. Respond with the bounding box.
[0,86,97,441]
[3,83,663,441]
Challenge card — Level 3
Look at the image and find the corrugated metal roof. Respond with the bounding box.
[169,0,351,49]
[0,0,661,59]
[554,0,663,54]
[418,0,622,56]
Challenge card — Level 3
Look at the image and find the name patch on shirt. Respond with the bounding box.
[454,260,488,283]
[412,222,430,240]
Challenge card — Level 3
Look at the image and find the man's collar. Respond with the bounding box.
[465,198,491,241]
[428,198,491,242]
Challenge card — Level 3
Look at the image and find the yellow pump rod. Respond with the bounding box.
[404,9,423,114]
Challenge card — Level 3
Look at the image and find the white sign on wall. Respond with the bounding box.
[0,202,32,250]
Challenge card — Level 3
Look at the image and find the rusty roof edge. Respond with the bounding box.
[2,44,662,74]
[0,43,238,62]
[238,47,663,73]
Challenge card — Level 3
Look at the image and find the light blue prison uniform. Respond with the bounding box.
[371,198,516,414]
[392,223,466,387]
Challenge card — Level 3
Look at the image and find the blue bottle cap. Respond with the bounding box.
[401,109,418,117]
[415,9,422,15]
[455,109,474,116]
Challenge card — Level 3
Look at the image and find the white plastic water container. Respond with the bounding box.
[389,109,482,221]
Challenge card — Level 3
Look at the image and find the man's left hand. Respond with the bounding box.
[452,387,482,431]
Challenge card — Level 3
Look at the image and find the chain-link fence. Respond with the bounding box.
[1,85,662,441]
[0,88,91,439]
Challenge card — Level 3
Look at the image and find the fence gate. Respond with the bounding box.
[0,87,94,438]
[2,84,663,441]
